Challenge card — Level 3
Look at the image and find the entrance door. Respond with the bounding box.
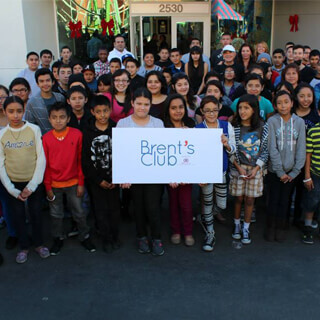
[130,16,143,60]
[171,16,211,57]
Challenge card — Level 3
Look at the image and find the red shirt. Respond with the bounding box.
[42,127,84,191]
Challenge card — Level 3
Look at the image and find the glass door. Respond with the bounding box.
[171,16,210,57]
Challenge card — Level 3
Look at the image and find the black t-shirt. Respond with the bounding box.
[211,49,223,68]
[155,60,172,69]
[298,108,320,131]
[214,63,245,82]
[129,75,145,93]
[300,66,316,83]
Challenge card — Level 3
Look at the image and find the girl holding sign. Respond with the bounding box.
[163,94,195,246]
[230,94,268,245]
[117,88,165,256]
[196,96,235,252]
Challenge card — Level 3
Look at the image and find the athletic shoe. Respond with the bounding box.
[16,251,28,264]
[35,246,50,259]
[151,239,164,256]
[137,237,150,254]
[5,236,18,250]
[302,226,314,244]
[81,238,96,252]
[202,231,216,252]
[232,224,241,240]
[50,238,63,256]
[67,226,79,238]
[311,220,318,229]
[0,252,3,265]
[241,228,251,244]
[171,234,181,245]
[185,235,195,247]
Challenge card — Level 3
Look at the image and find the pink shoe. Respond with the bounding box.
[35,246,50,259]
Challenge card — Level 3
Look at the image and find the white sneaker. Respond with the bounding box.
[241,228,251,244]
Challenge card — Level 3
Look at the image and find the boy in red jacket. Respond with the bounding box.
[43,102,96,255]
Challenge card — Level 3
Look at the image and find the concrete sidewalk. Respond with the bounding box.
[0,196,320,320]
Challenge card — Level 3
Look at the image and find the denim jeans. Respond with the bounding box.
[49,185,90,241]
[0,181,16,237]
[7,182,44,250]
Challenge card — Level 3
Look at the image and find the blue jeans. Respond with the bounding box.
[49,185,90,241]
[7,182,44,250]
[0,182,16,237]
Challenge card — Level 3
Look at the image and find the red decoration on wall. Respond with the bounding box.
[289,15,299,32]
[101,18,114,36]
[68,21,82,38]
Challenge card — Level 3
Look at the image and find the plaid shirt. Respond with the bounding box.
[93,60,109,78]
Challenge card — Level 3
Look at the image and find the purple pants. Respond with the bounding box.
[168,184,193,236]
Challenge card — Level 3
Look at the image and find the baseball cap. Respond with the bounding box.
[222,45,236,53]
[82,64,95,73]
[122,53,134,62]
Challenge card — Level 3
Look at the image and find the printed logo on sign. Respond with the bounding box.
[140,139,195,166]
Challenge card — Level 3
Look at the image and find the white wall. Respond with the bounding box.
[0,0,28,87]
[0,0,58,87]
[273,0,320,49]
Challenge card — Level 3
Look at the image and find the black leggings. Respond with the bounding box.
[130,184,163,239]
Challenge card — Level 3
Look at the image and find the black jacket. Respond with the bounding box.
[68,108,93,132]
[82,118,116,185]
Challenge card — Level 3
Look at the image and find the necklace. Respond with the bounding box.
[9,127,22,141]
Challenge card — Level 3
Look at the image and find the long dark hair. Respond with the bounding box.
[110,69,132,114]
[163,94,195,128]
[237,43,255,66]
[275,81,295,97]
[188,46,204,81]
[232,94,261,131]
[145,71,167,95]
[171,73,196,110]
[294,82,316,111]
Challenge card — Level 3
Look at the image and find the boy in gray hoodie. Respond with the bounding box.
[266,91,306,242]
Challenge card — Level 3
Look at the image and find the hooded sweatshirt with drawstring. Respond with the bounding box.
[267,113,306,179]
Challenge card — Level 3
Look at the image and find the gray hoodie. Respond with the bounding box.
[267,113,306,179]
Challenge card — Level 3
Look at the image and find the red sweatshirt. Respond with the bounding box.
[42,127,84,191]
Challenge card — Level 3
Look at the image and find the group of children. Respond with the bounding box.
[0,35,320,266]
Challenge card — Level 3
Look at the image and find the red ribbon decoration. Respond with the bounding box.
[68,21,82,38]
[101,18,114,36]
[289,15,299,32]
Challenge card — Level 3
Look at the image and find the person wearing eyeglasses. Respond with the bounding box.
[222,65,242,100]
[103,69,133,123]
[9,78,31,109]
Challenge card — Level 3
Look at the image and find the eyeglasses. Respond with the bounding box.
[203,109,219,114]
[12,88,28,94]
[114,79,129,83]
[225,70,235,74]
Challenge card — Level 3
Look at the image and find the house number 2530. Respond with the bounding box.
[159,4,183,13]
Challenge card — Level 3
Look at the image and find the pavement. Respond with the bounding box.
[0,194,320,320]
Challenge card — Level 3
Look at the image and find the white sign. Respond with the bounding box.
[112,128,223,184]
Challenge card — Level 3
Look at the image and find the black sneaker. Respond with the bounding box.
[137,237,150,254]
[50,238,64,256]
[5,236,18,250]
[202,231,216,252]
[302,226,314,244]
[241,228,251,244]
[81,238,96,252]
[67,226,79,238]
[232,224,241,240]
[0,252,3,265]
[151,239,164,256]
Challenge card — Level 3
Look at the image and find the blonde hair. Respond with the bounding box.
[255,41,269,58]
